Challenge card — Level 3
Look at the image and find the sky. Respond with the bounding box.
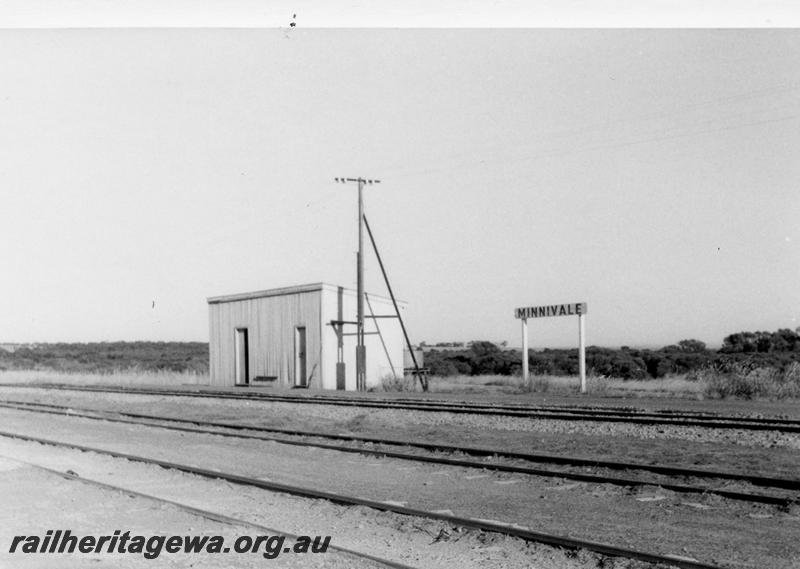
[1,4,798,349]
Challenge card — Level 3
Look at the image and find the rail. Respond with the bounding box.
[0,429,726,569]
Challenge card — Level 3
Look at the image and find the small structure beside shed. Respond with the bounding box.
[207,283,406,390]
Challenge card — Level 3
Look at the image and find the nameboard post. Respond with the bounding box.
[578,311,586,393]
[521,317,529,387]
[514,302,588,394]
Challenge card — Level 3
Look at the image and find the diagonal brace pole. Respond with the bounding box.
[362,214,428,391]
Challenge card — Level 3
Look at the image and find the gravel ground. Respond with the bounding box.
[5,381,797,419]
[0,443,618,569]
[3,387,798,478]
[0,457,383,569]
[1,408,798,569]
[5,387,797,449]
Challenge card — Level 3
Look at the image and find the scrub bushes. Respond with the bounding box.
[698,361,800,400]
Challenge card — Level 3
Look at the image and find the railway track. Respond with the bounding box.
[2,456,416,569]
[3,399,797,507]
[0,429,725,569]
[4,383,799,432]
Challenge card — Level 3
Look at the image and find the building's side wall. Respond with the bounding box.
[208,290,322,388]
[320,287,406,390]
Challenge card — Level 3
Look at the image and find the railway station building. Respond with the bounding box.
[207,283,406,391]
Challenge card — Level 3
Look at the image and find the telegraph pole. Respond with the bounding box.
[335,177,380,391]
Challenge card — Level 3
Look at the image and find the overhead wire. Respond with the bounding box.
[158,79,800,257]
[375,110,800,183]
[374,81,800,181]
[185,184,351,253]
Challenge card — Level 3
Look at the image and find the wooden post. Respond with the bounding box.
[578,312,586,393]
[356,178,365,391]
[335,176,380,391]
[521,317,529,387]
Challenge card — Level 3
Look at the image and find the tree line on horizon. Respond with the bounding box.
[0,328,798,380]
[0,341,208,374]
[423,328,800,380]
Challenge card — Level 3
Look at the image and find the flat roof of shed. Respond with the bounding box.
[207,282,403,305]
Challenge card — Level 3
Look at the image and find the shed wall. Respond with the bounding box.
[208,290,322,387]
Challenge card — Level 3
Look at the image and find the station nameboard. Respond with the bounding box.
[515,303,587,319]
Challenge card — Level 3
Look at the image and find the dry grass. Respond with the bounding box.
[425,373,705,398]
[375,373,417,392]
[0,369,208,387]
[6,367,793,400]
[697,361,800,400]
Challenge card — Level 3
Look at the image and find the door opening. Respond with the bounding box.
[234,328,249,385]
[294,326,307,387]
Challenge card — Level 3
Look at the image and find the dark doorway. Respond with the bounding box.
[234,328,249,385]
[295,326,307,387]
